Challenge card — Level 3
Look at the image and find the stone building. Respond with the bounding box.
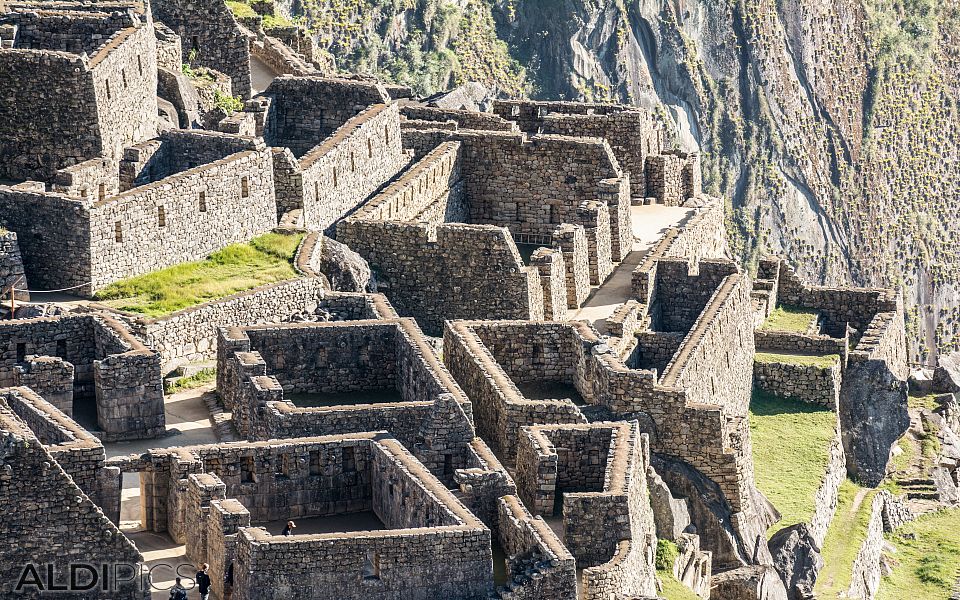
[0,0,158,181]
[0,313,164,440]
[0,130,277,294]
[0,388,145,598]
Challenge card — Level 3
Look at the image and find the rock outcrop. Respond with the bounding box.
[768,523,822,600]
[839,360,910,487]
[934,353,960,393]
[315,236,377,293]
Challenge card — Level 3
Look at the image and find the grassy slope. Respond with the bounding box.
[878,509,960,599]
[749,391,836,537]
[94,233,303,316]
[760,306,819,333]
[755,351,840,369]
[815,480,876,597]
[655,540,700,600]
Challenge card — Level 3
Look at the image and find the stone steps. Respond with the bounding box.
[202,392,239,442]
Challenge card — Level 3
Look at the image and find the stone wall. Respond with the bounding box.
[153,0,252,97]
[0,5,157,180]
[754,359,842,407]
[0,404,145,598]
[754,330,848,361]
[401,105,517,132]
[339,222,543,335]
[847,491,913,600]
[295,103,408,231]
[0,314,164,440]
[443,321,588,459]
[0,231,28,301]
[260,75,391,156]
[495,494,577,600]
[195,435,497,600]
[123,274,394,370]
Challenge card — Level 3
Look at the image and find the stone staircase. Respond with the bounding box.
[896,477,940,502]
[202,391,239,442]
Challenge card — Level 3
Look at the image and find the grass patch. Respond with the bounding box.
[94,233,303,316]
[226,0,257,18]
[908,392,940,410]
[167,368,217,393]
[878,509,960,599]
[655,540,700,600]
[761,306,819,333]
[815,480,876,597]
[749,390,837,537]
[755,351,840,369]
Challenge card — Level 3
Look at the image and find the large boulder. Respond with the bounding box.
[839,359,910,486]
[647,465,692,540]
[768,523,822,600]
[933,352,960,393]
[711,565,789,600]
[316,236,377,293]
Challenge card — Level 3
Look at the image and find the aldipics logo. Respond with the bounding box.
[14,562,198,593]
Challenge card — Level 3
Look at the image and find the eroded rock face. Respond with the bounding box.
[768,523,822,600]
[933,352,960,393]
[711,565,790,600]
[647,465,692,540]
[317,236,377,293]
[839,359,910,487]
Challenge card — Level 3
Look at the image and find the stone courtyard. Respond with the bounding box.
[0,0,956,599]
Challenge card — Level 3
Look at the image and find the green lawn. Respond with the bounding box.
[94,233,303,316]
[225,0,256,18]
[755,351,840,369]
[814,480,875,598]
[878,509,960,599]
[761,306,820,333]
[167,368,217,393]
[749,391,837,537]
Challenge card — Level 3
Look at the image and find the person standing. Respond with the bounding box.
[195,563,211,600]
[282,520,296,536]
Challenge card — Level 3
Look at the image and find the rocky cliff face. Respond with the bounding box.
[287,0,960,363]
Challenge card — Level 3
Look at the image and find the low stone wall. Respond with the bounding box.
[848,491,913,600]
[808,423,845,546]
[755,329,848,363]
[120,278,392,370]
[339,222,544,335]
[496,494,577,600]
[754,359,841,407]
[401,105,517,132]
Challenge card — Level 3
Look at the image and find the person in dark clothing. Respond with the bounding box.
[169,577,188,600]
[195,563,211,600]
[282,520,296,536]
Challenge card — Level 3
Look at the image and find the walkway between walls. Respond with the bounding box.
[571,203,695,332]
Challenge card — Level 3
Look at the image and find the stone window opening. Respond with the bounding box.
[367,138,373,158]
[121,69,128,89]
[384,125,390,144]
[199,191,207,212]
[137,55,143,76]
[342,446,356,473]
[105,80,111,100]
[241,177,249,198]
[16,342,26,363]
[114,221,123,243]
[549,204,559,224]
[532,342,543,366]
[332,167,339,188]
[158,206,166,227]
[56,340,67,358]
[80,187,88,199]
[514,202,521,221]
[350,152,356,172]
[309,450,321,476]
[362,552,381,581]
[275,455,289,479]
[98,183,106,201]
[191,36,200,53]
[241,456,256,483]
[443,454,453,476]
[314,181,319,203]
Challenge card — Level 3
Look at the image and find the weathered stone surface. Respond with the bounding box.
[769,523,822,600]
[647,464,692,541]
[934,352,960,393]
[839,359,910,487]
[314,235,376,292]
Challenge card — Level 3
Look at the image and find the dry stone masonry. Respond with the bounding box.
[0,6,930,600]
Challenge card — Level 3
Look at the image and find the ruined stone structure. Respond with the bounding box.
[0,8,927,599]
[0,130,277,294]
[0,0,158,181]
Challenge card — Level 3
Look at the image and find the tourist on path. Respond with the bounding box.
[169,577,188,600]
[196,563,211,600]
[282,520,296,535]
